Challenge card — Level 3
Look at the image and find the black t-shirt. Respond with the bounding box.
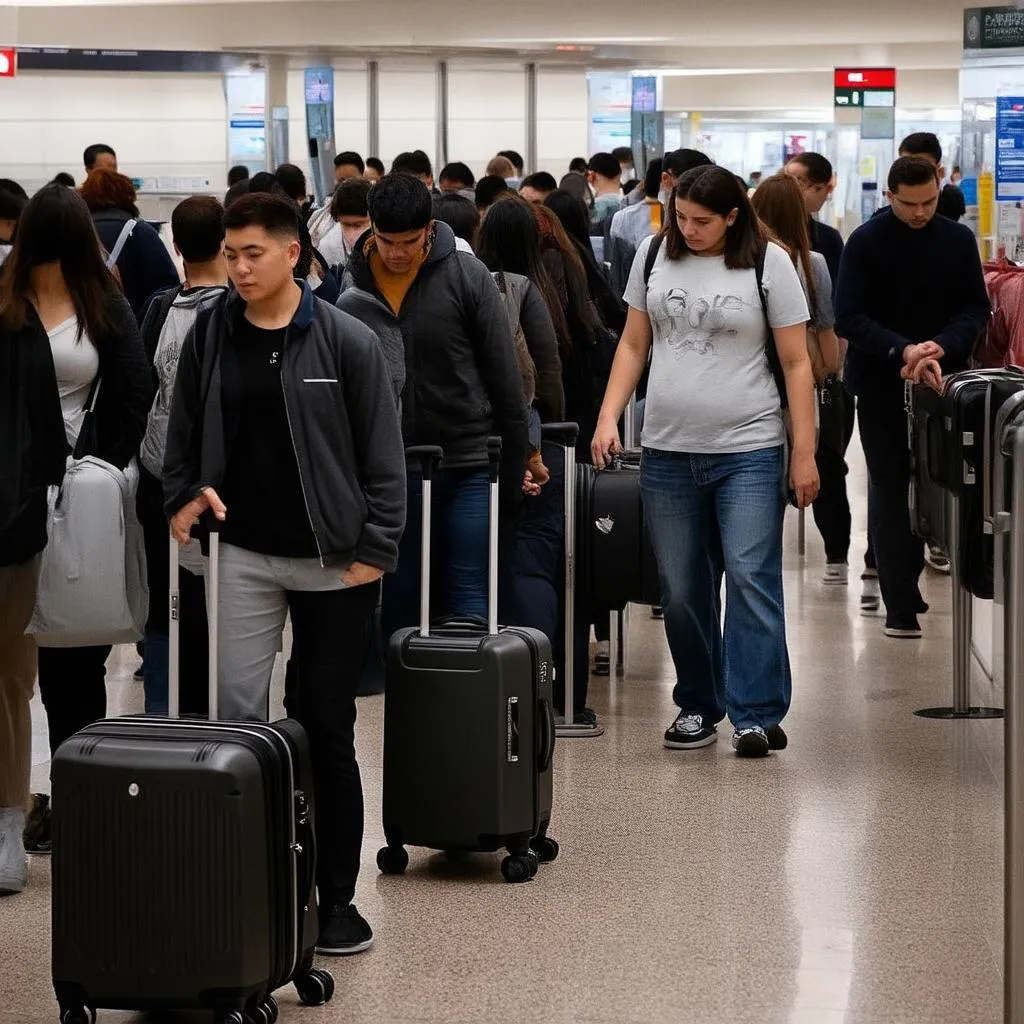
[219,316,319,558]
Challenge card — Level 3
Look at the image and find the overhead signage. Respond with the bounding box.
[834,68,895,109]
[631,76,657,114]
[996,97,1024,201]
[15,47,256,73]
[965,7,1024,50]
[0,48,15,77]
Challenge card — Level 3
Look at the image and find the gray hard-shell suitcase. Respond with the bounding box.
[377,440,559,883]
[50,529,334,1024]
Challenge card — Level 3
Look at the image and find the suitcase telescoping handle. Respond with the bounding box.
[486,437,502,637]
[540,422,579,726]
[168,515,221,721]
[405,445,445,638]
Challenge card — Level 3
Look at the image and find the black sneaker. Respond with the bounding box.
[885,618,923,639]
[664,713,717,750]
[732,727,770,758]
[574,707,599,728]
[860,570,881,616]
[766,725,788,751]
[650,606,664,620]
[316,903,374,956]
[593,653,610,676]
[23,794,51,855]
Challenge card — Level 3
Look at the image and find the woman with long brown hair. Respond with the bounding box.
[0,184,151,867]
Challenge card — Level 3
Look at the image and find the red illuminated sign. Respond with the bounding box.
[834,68,896,90]
[0,49,15,77]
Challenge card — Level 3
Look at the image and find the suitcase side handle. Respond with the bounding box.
[538,696,556,772]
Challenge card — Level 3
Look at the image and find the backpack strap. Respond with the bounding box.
[757,242,789,410]
[643,233,664,288]
[105,219,137,271]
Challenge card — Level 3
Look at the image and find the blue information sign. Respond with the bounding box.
[996,96,1024,201]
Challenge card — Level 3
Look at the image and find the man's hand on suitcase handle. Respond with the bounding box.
[341,562,384,587]
[170,487,226,545]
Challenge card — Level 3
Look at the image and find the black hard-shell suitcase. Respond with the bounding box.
[378,441,559,883]
[577,448,660,610]
[908,384,950,547]
[51,529,334,1024]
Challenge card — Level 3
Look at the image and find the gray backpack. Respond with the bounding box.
[492,271,537,407]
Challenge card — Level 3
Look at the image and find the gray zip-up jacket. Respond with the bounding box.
[163,284,406,572]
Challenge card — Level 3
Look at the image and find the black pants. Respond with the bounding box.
[857,387,925,622]
[38,645,111,757]
[282,581,379,906]
[812,385,854,564]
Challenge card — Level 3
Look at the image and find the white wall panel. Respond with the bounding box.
[447,67,525,177]
[378,66,437,169]
[537,69,588,175]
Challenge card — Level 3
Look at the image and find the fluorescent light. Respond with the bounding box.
[634,67,827,77]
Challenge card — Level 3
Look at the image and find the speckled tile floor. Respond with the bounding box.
[0,443,1006,1024]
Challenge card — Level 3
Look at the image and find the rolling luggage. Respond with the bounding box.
[577,449,661,611]
[908,384,950,548]
[377,440,559,884]
[50,527,334,1024]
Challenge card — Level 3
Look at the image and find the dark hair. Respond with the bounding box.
[643,159,664,199]
[521,171,558,195]
[432,193,480,245]
[569,157,588,174]
[544,189,593,255]
[787,152,833,186]
[588,152,620,180]
[899,132,942,165]
[558,172,593,209]
[0,179,28,200]
[51,173,76,188]
[612,146,635,165]
[223,192,301,240]
[666,165,764,269]
[392,150,434,180]
[663,149,713,179]
[498,150,525,174]
[248,171,284,196]
[476,174,511,210]
[439,162,476,190]
[171,195,226,264]
[0,184,118,339]
[83,144,116,170]
[224,179,251,208]
[0,186,26,222]
[367,172,433,233]
[888,155,940,192]
[330,176,372,219]
[227,165,250,187]
[241,176,319,278]
[79,169,139,217]
[334,151,365,174]
[366,157,385,176]
[751,173,817,323]
[275,164,307,202]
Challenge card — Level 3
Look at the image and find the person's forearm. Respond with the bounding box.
[783,360,816,455]
[819,329,842,376]
[598,340,649,425]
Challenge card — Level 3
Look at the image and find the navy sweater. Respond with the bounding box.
[835,208,990,398]
[808,217,844,298]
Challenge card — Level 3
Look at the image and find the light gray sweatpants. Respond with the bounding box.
[209,542,347,721]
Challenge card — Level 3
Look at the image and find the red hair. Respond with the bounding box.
[79,168,139,217]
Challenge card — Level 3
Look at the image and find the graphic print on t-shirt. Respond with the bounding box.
[655,288,745,357]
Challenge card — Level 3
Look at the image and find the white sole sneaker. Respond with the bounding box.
[884,626,923,639]
[316,935,374,956]
[822,564,849,586]
[663,732,718,750]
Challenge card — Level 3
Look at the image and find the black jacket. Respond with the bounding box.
[163,284,407,572]
[337,222,529,480]
[0,292,151,567]
[93,208,181,322]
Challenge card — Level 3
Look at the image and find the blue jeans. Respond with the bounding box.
[383,467,490,636]
[639,446,791,731]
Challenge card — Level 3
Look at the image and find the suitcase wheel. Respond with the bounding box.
[59,1008,95,1024]
[216,1013,245,1024]
[377,844,409,875]
[501,853,537,883]
[241,995,278,1024]
[530,836,560,863]
[295,967,335,1007]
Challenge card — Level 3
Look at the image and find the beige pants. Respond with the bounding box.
[0,558,40,811]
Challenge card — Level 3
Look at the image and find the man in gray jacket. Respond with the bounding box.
[164,192,406,958]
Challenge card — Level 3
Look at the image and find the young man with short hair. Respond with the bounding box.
[898,131,966,224]
[498,149,525,182]
[391,150,435,190]
[607,159,664,293]
[83,143,117,174]
[333,151,365,183]
[227,165,250,187]
[335,172,528,636]
[163,192,406,957]
[784,152,843,287]
[519,171,558,204]
[475,174,510,213]
[587,152,624,232]
[836,157,990,639]
[438,162,476,197]
[320,176,372,269]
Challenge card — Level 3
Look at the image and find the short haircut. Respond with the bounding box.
[569,157,589,174]
[51,172,76,188]
[275,163,307,201]
[498,150,525,174]
[0,185,27,221]
[520,171,558,194]
[476,174,511,209]
[899,132,942,165]
[612,146,635,164]
[330,176,373,219]
[334,151,365,174]
[79,169,138,216]
[392,150,434,179]
[439,162,476,189]
[227,165,250,186]
[171,195,226,263]
[0,179,28,200]
[787,152,833,186]
[224,179,251,208]
[888,156,940,192]
[486,155,517,179]
[663,148,713,179]
[223,192,300,241]
[366,157,385,176]
[367,172,433,233]
[643,158,664,199]
[83,144,116,170]
[588,152,621,180]
[432,193,480,245]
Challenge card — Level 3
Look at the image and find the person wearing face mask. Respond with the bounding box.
[607,159,664,294]
[316,177,373,272]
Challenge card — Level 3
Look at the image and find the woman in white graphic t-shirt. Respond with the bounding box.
[592,165,818,759]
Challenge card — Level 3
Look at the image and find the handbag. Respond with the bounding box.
[26,378,149,647]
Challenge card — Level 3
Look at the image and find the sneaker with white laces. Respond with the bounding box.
[925,544,951,574]
[664,712,717,750]
[860,572,882,616]
[732,727,770,758]
[0,808,28,896]
[823,562,849,586]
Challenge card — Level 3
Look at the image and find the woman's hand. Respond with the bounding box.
[591,417,622,469]
[170,487,226,545]
[789,450,820,510]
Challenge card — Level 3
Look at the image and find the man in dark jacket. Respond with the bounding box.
[164,192,406,957]
[836,157,990,639]
[337,172,528,636]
